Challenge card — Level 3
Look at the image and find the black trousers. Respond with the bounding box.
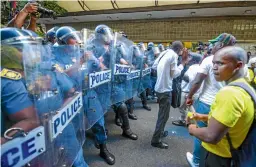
[200,146,232,167]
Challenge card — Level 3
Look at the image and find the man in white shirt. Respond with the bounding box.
[151,41,188,149]
[172,53,203,126]
[185,33,237,167]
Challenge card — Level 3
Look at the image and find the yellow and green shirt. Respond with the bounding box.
[248,68,256,85]
[202,78,255,158]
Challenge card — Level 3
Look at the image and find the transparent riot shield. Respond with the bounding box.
[1,44,46,167]
[111,32,133,104]
[127,45,143,99]
[23,43,85,167]
[81,28,111,130]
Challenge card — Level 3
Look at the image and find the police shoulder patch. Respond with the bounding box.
[53,64,64,73]
[0,68,22,80]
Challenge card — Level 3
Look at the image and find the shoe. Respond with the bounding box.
[115,116,122,126]
[128,113,137,120]
[161,131,168,138]
[99,144,115,165]
[143,105,151,111]
[151,142,169,149]
[172,120,187,127]
[122,130,138,140]
[186,152,199,167]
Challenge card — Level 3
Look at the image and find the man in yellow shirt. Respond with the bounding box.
[187,46,255,167]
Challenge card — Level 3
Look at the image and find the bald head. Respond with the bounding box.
[171,41,183,54]
[213,46,246,82]
[215,46,247,64]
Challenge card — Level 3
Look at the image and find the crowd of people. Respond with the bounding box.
[1,2,256,167]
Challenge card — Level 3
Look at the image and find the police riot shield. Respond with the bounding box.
[128,45,144,98]
[52,44,85,166]
[22,43,85,167]
[81,28,111,129]
[111,32,133,104]
[1,44,46,167]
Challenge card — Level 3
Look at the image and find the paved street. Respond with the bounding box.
[83,98,193,167]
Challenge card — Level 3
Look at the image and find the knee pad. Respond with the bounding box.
[117,102,127,114]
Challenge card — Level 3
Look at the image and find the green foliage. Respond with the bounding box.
[1,1,67,26]
[40,1,67,15]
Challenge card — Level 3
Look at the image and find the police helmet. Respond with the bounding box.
[158,43,165,52]
[147,42,154,50]
[137,42,146,52]
[132,45,141,57]
[95,24,113,45]
[23,29,43,43]
[56,26,82,45]
[1,27,35,45]
[46,26,59,43]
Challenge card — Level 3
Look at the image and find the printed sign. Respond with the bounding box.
[1,126,46,167]
[127,70,140,80]
[89,70,111,89]
[50,93,83,139]
[114,64,131,75]
[142,68,151,77]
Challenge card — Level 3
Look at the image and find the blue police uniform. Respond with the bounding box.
[1,68,35,167]
[143,50,153,90]
[82,58,108,145]
[1,68,33,135]
[112,42,128,104]
[125,50,143,117]
[29,58,87,167]
[54,46,108,146]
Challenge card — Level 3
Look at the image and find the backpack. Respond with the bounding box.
[226,82,256,167]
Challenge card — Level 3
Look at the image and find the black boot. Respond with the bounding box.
[122,129,138,140]
[141,91,151,111]
[128,111,137,120]
[126,99,137,120]
[118,103,138,140]
[99,144,115,165]
[115,113,122,126]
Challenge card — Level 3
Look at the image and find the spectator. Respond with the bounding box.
[187,46,254,167]
[247,57,256,88]
[172,53,202,126]
[151,41,188,149]
[186,33,236,167]
[7,2,38,32]
[247,51,252,64]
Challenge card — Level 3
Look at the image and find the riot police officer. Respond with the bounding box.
[125,44,147,120]
[158,43,165,52]
[92,25,138,140]
[1,28,39,146]
[55,26,115,165]
[137,42,152,111]
[117,31,138,120]
[45,26,59,45]
[23,28,88,167]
